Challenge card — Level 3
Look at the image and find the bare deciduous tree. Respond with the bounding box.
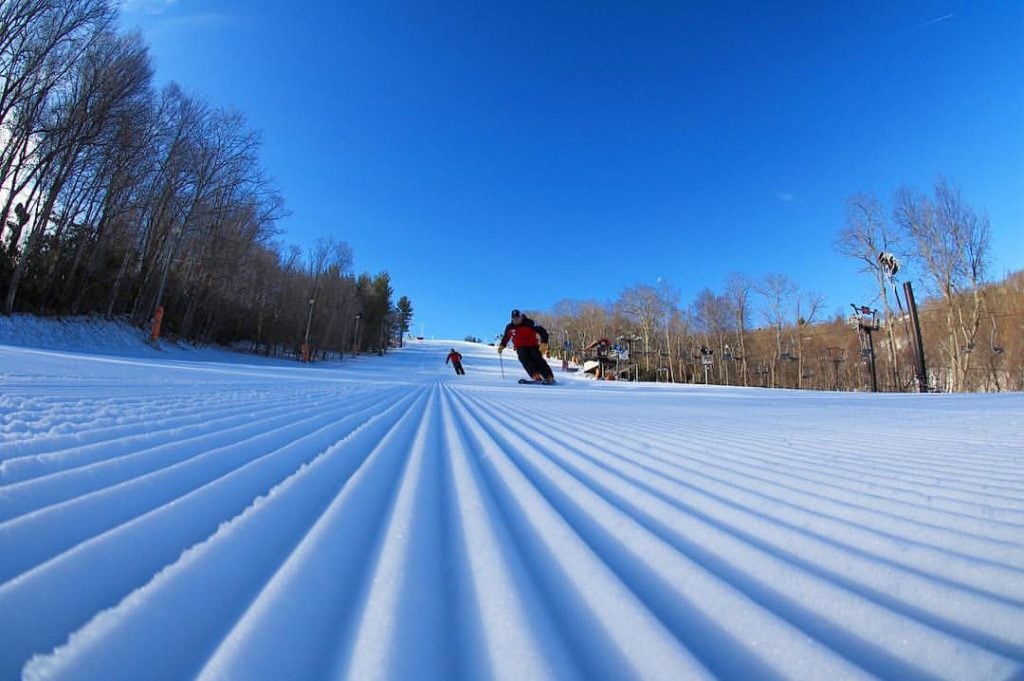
[693,287,732,383]
[794,290,825,389]
[757,273,797,387]
[725,273,752,386]
[835,193,905,388]
[1,0,118,311]
[894,179,991,391]
[616,283,671,374]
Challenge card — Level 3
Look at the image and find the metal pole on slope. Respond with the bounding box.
[903,281,928,392]
[495,333,505,380]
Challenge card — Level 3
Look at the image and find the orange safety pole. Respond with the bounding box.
[150,306,164,342]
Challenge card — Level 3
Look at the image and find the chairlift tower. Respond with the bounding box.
[850,304,880,392]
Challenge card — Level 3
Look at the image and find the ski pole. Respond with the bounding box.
[499,350,505,379]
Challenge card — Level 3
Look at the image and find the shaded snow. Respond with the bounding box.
[1,315,1023,680]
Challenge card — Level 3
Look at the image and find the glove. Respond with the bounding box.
[539,343,549,356]
[497,345,504,355]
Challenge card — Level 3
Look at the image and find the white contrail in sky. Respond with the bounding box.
[118,0,178,13]
[916,13,954,30]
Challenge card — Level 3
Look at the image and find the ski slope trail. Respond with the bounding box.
[1,335,1023,680]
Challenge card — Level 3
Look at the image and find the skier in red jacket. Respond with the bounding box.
[497,309,556,383]
[445,348,465,375]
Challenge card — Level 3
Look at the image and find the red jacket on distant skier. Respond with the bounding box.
[445,349,465,375]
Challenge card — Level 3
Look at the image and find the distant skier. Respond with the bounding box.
[497,309,556,384]
[446,348,465,375]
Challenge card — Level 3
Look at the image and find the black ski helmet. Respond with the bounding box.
[511,308,522,320]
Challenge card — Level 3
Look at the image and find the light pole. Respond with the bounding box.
[353,313,362,354]
[562,329,569,371]
[302,297,315,362]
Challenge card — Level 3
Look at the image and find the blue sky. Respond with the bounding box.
[118,1,1023,341]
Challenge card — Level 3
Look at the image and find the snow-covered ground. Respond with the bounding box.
[1,315,1022,680]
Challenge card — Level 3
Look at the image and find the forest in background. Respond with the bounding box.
[530,183,1020,393]
[0,0,412,359]
[532,268,1021,393]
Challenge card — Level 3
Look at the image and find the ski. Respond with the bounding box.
[518,378,556,385]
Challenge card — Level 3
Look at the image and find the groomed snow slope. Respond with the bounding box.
[1,320,1023,680]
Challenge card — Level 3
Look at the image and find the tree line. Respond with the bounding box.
[531,179,1020,393]
[0,0,412,358]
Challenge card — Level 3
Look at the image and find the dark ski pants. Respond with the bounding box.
[517,346,553,380]
[452,361,465,375]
